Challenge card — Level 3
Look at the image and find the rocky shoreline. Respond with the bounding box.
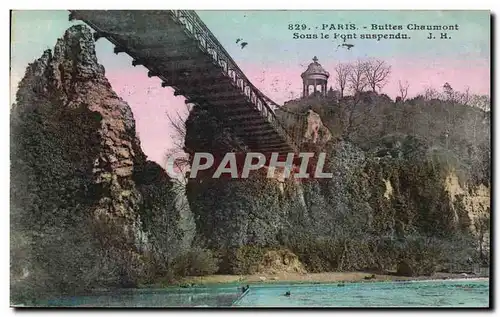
[156,271,490,288]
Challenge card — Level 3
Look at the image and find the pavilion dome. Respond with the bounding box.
[301,56,330,79]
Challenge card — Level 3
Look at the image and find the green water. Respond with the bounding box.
[234,279,490,307]
[40,286,241,307]
[36,279,489,308]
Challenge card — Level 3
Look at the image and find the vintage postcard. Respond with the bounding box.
[10,10,490,308]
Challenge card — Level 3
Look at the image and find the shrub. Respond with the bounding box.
[224,246,268,275]
[173,246,219,276]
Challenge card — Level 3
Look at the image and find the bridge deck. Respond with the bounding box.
[70,10,298,154]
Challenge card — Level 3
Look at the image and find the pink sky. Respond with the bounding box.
[105,57,490,166]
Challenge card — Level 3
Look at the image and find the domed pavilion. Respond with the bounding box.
[301,56,330,98]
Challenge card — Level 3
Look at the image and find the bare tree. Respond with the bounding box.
[423,86,440,101]
[470,94,491,112]
[163,147,190,184]
[398,80,410,102]
[343,97,362,138]
[462,86,471,105]
[165,102,193,184]
[443,82,455,101]
[455,86,471,105]
[347,59,368,94]
[443,83,474,105]
[166,102,193,151]
[364,59,391,92]
[334,63,351,98]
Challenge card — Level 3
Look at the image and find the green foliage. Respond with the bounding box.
[172,246,219,276]
[225,246,268,275]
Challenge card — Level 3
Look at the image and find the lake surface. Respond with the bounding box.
[36,279,489,308]
[234,279,490,307]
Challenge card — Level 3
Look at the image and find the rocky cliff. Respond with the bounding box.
[10,25,184,302]
[185,91,490,276]
[275,107,332,146]
[184,105,307,273]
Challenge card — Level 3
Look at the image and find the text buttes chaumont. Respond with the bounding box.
[318,23,459,31]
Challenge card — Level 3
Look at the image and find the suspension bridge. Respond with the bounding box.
[69,10,307,154]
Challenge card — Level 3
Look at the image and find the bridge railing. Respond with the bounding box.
[169,10,300,151]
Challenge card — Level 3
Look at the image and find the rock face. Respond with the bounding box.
[303,109,331,145]
[275,107,332,146]
[184,105,307,273]
[257,249,306,274]
[185,89,490,276]
[10,25,183,302]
